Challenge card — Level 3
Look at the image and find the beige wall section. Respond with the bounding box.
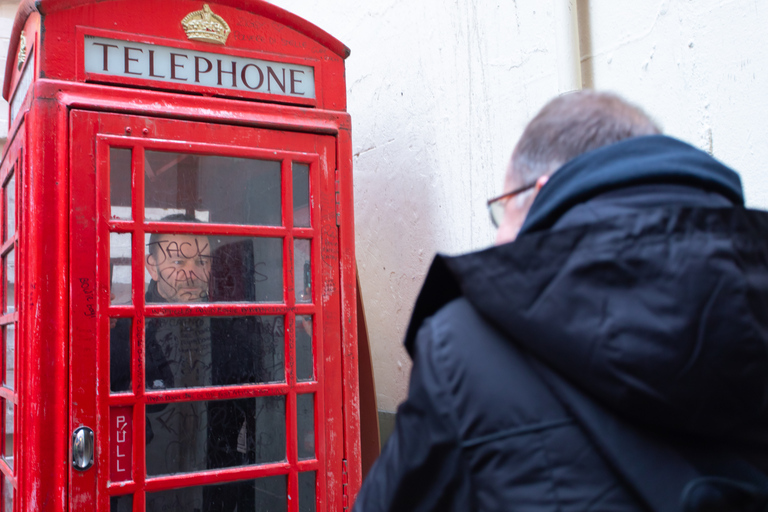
[0,0,765,414]
[269,0,573,414]
[581,1,768,209]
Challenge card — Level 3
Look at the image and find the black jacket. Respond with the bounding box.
[354,136,768,511]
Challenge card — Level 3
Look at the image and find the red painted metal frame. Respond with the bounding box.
[0,121,23,511]
[68,108,344,510]
[1,0,360,509]
[4,1,350,110]
[11,87,72,512]
[8,79,360,512]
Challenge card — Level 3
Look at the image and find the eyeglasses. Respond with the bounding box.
[486,181,537,228]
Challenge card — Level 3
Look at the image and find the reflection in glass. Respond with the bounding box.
[145,229,210,303]
[109,494,133,512]
[146,475,287,512]
[4,325,14,390]
[110,233,132,305]
[144,151,281,226]
[144,232,283,304]
[5,173,15,241]
[4,251,13,314]
[110,148,132,220]
[146,395,286,476]
[293,163,310,227]
[296,315,313,382]
[299,471,316,512]
[110,319,132,393]
[3,400,12,468]
[144,316,284,390]
[295,239,311,304]
[297,394,315,460]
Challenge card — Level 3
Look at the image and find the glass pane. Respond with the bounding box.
[1,474,11,512]
[5,173,15,241]
[295,240,311,304]
[110,233,132,305]
[293,163,310,227]
[146,395,285,476]
[252,395,287,465]
[144,316,284,390]
[110,148,132,220]
[145,233,283,304]
[297,394,315,460]
[110,494,133,512]
[3,400,12,469]
[146,475,287,512]
[110,319,132,393]
[4,325,14,390]
[4,250,13,314]
[296,315,313,382]
[144,151,281,226]
[299,472,316,512]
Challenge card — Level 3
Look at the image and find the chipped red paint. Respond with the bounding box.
[1,1,360,510]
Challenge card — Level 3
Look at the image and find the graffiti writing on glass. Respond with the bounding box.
[146,235,212,303]
[146,397,286,473]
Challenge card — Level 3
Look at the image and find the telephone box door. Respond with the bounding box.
[69,109,343,511]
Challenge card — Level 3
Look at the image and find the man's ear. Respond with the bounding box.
[145,255,159,281]
[535,174,549,191]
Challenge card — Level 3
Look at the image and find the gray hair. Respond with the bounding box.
[510,90,661,185]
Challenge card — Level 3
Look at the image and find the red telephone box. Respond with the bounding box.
[0,1,360,510]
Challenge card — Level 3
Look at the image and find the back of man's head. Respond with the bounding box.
[510,90,661,184]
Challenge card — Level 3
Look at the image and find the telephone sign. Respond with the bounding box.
[83,36,317,98]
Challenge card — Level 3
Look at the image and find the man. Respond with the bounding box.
[141,217,282,512]
[110,227,211,511]
[145,229,212,304]
[354,91,768,511]
[140,224,218,512]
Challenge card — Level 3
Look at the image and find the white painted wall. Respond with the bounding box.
[0,0,765,415]
[581,0,768,209]
[267,0,577,413]
[271,0,768,414]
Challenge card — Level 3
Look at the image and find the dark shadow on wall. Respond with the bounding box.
[377,411,397,448]
[357,271,381,479]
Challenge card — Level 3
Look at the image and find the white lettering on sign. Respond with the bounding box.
[116,415,127,473]
[110,407,133,482]
[84,36,315,99]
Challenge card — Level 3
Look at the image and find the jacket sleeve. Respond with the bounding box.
[352,319,468,512]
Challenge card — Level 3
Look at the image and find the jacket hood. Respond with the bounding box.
[519,135,744,235]
[406,136,768,436]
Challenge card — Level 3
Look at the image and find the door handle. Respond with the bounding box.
[72,426,94,471]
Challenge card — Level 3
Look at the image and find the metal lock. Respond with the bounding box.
[72,426,94,471]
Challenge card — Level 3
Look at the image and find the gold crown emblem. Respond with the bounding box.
[182,4,231,45]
